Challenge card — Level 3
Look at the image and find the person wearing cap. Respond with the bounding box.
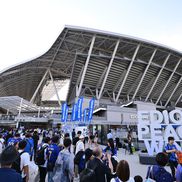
[0,145,22,182]
[75,135,85,155]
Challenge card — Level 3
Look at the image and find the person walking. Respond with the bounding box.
[32,130,39,159]
[127,132,133,155]
[72,131,81,154]
[37,137,51,182]
[87,147,114,182]
[107,129,113,140]
[18,140,30,182]
[46,135,60,182]
[75,135,85,155]
[53,138,74,182]
[72,129,76,139]
[0,145,22,182]
[24,133,34,161]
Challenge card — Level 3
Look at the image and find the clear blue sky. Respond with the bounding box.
[0,0,182,72]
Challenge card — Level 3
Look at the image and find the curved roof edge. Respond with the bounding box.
[65,25,182,56]
[1,24,182,75]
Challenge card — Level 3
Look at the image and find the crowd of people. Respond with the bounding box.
[0,128,182,182]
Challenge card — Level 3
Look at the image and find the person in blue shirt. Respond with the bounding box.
[165,136,178,180]
[0,145,22,182]
[7,137,18,146]
[24,133,34,161]
[46,135,61,182]
[149,152,173,182]
[15,133,22,143]
[7,133,22,149]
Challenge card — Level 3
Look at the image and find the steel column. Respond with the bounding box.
[96,66,108,89]
[30,69,49,103]
[98,40,120,99]
[165,77,182,107]
[155,59,181,104]
[76,35,96,97]
[127,73,142,96]
[132,49,157,100]
[49,30,68,67]
[113,69,127,92]
[48,70,61,106]
[116,44,140,102]
[175,90,182,106]
[18,98,23,117]
[145,54,170,101]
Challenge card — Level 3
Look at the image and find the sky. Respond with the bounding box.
[0,0,182,73]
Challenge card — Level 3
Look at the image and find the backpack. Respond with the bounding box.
[12,151,25,173]
[153,167,173,182]
[35,145,48,165]
[74,151,85,173]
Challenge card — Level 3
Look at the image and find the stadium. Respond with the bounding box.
[1,25,182,141]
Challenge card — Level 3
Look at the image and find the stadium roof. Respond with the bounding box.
[0,96,39,114]
[1,25,182,107]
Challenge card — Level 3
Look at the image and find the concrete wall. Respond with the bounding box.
[106,105,137,125]
[135,101,156,111]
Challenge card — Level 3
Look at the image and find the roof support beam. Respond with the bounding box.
[115,44,140,102]
[175,89,182,106]
[49,29,68,67]
[76,35,96,97]
[155,58,181,104]
[76,66,84,87]
[98,40,120,100]
[96,66,108,89]
[145,54,170,101]
[48,70,61,106]
[127,73,142,96]
[30,69,49,103]
[112,69,127,93]
[77,52,182,78]
[139,76,155,97]
[165,77,182,107]
[132,49,157,100]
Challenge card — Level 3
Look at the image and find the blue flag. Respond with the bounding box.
[83,108,89,123]
[65,106,69,122]
[77,97,83,121]
[71,103,77,121]
[88,98,95,122]
[61,103,67,122]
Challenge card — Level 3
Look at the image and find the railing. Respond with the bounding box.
[15,116,48,123]
[0,114,16,121]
